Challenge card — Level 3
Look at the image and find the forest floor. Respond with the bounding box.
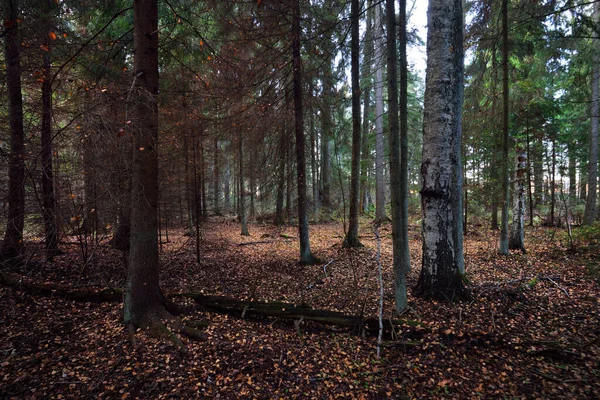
[1,217,599,399]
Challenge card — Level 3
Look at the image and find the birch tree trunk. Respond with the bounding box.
[509,148,527,252]
[414,0,469,301]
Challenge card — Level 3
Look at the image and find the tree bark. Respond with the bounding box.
[214,137,221,215]
[499,0,510,255]
[292,0,317,264]
[584,2,599,225]
[391,0,411,312]
[1,0,26,260]
[125,0,173,334]
[360,2,373,215]
[239,132,250,236]
[509,148,527,252]
[41,0,60,261]
[344,0,363,248]
[373,2,388,223]
[275,121,287,226]
[414,0,469,302]
[320,67,333,211]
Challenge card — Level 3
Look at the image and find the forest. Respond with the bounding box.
[0,0,599,398]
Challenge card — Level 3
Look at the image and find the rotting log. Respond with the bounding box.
[0,271,122,303]
[184,293,421,337]
[0,271,422,338]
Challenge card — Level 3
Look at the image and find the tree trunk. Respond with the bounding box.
[125,0,174,335]
[344,0,363,249]
[40,0,60,261]
[320,68,332,211]
[584,2,599,225]
[275,122,286,226]
[533,134,544,205]
[239,133,250,236]
[374,2,388,223]
[550,139,556,226]
[214,137,221,215]
[526,123,535,226]
[310,103,319,223]
[292,0,317,264]
[1,0,26,260]
[509,148,527,252]
[389,0,411,312]
[499,0,510,255]
[414,0,469,302]
[224,153,231,214]
[360,3,373,215]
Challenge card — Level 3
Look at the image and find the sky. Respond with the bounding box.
[407,0,428,79]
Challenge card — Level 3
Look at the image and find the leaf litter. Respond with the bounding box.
[1,219,599,399]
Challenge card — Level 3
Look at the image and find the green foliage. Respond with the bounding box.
[571,223,600,246]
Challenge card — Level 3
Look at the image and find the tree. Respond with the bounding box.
[292,0,318,265]
[414,0,469,301]
[40,0,60,261]
[499,0,510,255]
[584,2,599,225]
[388,0,411,313]
[239,132,250,236]
[343,0,363,248]
[1,0,26,261]
[124,0,199,348]
[373,1,388,223]
[509,147,527,252]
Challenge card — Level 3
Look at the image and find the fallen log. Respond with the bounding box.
[0,271,422,339]
[0,271,122,303]
[184,293,421,337]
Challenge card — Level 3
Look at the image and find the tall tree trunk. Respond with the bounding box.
[224,153,231,214]
[499,0,510,255]
[292,0,317,264]
[1,0,26,260]
[310,102,319,223]
[214,137,221,215]
[414,0,469,301]
[360,0,373,215]
[584,2,599,225]
[275,121,286,226]
[568,144,577,198]
[526,121,534,226]
[344,0,363,248]
[389,0,411,312]
[509,148,527,252]
[550,139,556,226]
[41,0,59,261]
[199,127,207,219]
[183,134,194,234]
[125,0,181,340]
[239,133,249,236]
[533,134,544,205]
[374,2,388,223]
[320,68,332,211]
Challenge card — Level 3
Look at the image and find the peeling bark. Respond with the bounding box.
[414,0,469,302]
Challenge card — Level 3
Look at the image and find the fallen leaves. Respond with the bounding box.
[0,220,599,398]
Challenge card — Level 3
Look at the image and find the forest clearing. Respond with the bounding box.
[1,218,599,399]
